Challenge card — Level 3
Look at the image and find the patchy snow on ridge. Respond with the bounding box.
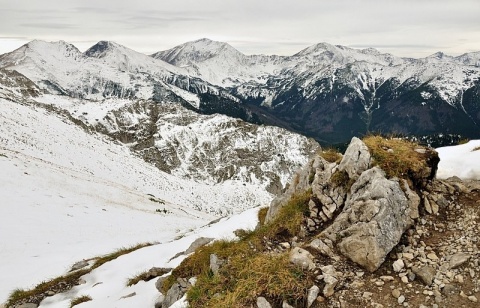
[436,140,480,180]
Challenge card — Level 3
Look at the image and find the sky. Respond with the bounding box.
[0,0,479,58]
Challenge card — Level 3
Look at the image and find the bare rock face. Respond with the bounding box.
[266,157,318,223]
[320,167,415,272]
[337,137,371,180]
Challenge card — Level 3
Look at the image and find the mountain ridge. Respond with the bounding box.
[1,38,480,145]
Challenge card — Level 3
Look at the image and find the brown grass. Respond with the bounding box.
[162,191,313,307]
[319,148,342,164]
[257,207,269,226]
[472,146,480,152]
[363,135,428,181]
[70,295,92,307]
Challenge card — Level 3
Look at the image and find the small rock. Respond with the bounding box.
[430,200,439,215]
[412,266,436,286]
[398,295,405,304]
[280,242,291,249]
[154,294,165,308]
[185,237,214,254]
[289,247,315,270]
[392,289,401,298]
[449,253,470,269]
[424,196,432,214]
[402,253,414,261]
[46,291,55,296]
[393,259,405,272]
[323,274,338,298]
[307,285,320,307]
[468,295,478,302]
[375,281,384,286]
[162,283,184,308]
[380,275,394,281]
[309,238,337,260]
[427,253,438,261]
[70,260,89,271]
[401,276,409,284]
[210,254,225,275]
[442,284,457,296]
[120,292,136,299]
[257,296,272,308]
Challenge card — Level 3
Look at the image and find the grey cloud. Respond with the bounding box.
[20,23,77,29]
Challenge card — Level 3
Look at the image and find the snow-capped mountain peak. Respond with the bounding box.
[152,38,244,66]
[84,40,120,58]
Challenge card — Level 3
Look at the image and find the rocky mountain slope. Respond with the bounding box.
[152,136,480,308]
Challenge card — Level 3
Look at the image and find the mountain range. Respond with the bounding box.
[1,38,480,146]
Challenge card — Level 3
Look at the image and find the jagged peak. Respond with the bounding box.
[427,51,453,60]
[84,41,126,58]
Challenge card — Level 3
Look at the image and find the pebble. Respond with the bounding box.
[398,295,405,304]
[393,259,405,272]
[468,295,478,302]
[401,276,409,284]
[375,281,384,286]
[427,253,438,260]
[380,276,394,281]
[456,275,464,283]
[392,289,401,298]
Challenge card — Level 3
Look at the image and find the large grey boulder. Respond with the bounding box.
[320,167,414,272]
[337,137,371,180]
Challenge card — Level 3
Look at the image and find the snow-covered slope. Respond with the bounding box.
[0,95,275,302]
[436,140,480,179]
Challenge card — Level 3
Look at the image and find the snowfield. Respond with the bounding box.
[0,98,271,304]
[436,140,480,180]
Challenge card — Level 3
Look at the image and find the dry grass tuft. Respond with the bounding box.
[257,207,269,227]
[472,146,480,152]
[363,135,431,182]
[319,148,343,164]
[70,295,92,307]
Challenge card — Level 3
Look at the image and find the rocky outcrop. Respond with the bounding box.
[337,137,371,180]
[320,167,415,272]
[268,136,439,272]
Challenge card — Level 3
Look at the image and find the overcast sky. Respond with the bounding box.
[1,0,479,58]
